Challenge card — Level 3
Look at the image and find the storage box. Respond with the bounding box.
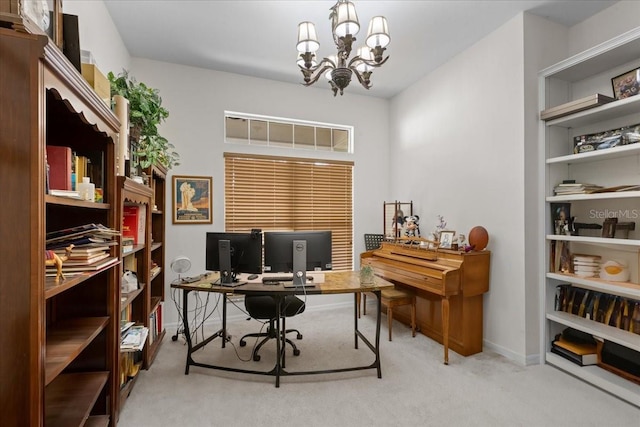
[573,122,640,154]
[81,63,110,105]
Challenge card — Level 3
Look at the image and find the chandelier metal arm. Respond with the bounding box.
[299,62,335,87]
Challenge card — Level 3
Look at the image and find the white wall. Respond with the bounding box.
[389,16,529,363]
[523,14,568,361]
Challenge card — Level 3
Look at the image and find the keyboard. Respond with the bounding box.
[261,275,314,283]
[262,275,293,283]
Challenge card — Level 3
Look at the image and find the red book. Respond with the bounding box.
[46,146,72,190]
[122,205,146,245]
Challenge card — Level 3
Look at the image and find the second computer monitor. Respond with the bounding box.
[263,231,332,273]
[205,232,262,283]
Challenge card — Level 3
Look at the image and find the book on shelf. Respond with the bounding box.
[45,256,118,274]
[54,252,109,267]
[46,223,119,250]
[46,145,72,191]
[553,182,604,195]
[551,338,597,366]
[122,237,134,254]
[123,205,146,245]
[120,321,135,336]
[540,93,615,121]
[48,189,81,199]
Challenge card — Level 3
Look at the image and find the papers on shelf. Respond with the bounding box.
[121,326,148,352]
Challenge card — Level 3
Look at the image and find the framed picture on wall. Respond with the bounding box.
[172,175,212,224]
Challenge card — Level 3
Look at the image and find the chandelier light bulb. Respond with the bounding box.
[334,1,360,38]
[366,16,390,49]
[297,21,320,53]
[355,47,374,72]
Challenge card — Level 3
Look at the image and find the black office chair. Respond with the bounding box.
[239,295,305,361]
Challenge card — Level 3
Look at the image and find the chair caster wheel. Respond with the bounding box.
[296,333,303,339]
[253,354,261,361]
[239,340,246,347]
[293,349,301,356]
[171,335,178,342]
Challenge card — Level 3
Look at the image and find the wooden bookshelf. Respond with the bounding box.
[0,28,120,426]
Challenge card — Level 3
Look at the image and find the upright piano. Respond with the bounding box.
[361,242,490,364]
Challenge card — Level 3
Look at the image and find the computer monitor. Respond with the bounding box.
[263,231,332,273]
[205,231,262,284]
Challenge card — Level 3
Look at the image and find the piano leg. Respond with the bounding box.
[442,297,450,365]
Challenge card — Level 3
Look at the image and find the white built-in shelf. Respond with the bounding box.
[546,190,640,202]
[547,272,640,300]
[546,234,640,250]
[546,143,640,165]
[547,311,640,352]
[545,95,640,128]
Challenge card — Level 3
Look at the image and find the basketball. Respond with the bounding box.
[468,226,489,250]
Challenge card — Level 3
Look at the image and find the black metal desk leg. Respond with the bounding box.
[354,293,359,349]
[375,289,382,378]
[182,288,193,375]
[275,296,282,388]
[222,293,227,348]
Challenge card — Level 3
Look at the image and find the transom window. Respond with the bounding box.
[225,112,352,153]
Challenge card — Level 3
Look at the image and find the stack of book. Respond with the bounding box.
[46,223,119,276]
[554,182,604,195]
[551,333,598,366]
[572,254,601,278]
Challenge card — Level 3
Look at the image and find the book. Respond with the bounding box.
[551,337,597,366]
[540,94,615,121]
[45,256,118,273]
[53,252,109,267]
[49,189,81,199]
[121,326,149,352]
[123,205,146,245]
[46,145,73,190]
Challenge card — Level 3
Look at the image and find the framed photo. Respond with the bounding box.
[550,202,571,235]
[601,217,617,238]
[439,230,455,249]
[612,68,640,100]
[172,175,212,224]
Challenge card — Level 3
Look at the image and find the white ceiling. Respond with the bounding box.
[103,0,617,99]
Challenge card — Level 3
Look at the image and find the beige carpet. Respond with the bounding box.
[118,305,639,426]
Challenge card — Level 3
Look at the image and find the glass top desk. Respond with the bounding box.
[171,271,393,387]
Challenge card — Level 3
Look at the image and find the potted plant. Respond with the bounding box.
[108,70,180,170]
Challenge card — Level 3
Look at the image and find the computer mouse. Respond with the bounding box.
[247,274,259,280]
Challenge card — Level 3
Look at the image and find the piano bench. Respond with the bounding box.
[361,288,416,341]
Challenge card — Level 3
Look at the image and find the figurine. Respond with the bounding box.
[45,244,74,282]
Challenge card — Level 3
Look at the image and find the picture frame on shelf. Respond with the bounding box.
[611,67,640,100]
[172,175,212,224]
[439,230,455,249]
[550,202,571,235]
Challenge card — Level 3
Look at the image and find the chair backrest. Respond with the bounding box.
[364,233,385,251]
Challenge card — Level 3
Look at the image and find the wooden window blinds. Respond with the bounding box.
[224,153,353,271]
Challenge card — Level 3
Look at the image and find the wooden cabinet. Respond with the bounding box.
[146,164,166,367]
[115,166,166,415]
[0,28,119,426]
[539,27,640,407]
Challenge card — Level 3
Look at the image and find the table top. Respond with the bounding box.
[171,270,393,295]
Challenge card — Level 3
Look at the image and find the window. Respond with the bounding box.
[225,112,353,153]
[224,153,353,271]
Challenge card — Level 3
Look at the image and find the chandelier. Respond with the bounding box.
[296,0,390,96]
